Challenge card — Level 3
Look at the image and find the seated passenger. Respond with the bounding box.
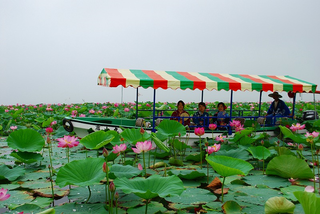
[193,102,209,127]
[212,102,230,128]
[266,92,290,124]
[170,100,190,126]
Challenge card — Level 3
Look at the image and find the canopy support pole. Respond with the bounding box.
[258,90,262,117]
[135,88,139,120]
[292,92,296,119]
[228,90,233,135]
[121,86,124,103]
[152,89,157,132]
[314,92,317,118]
[201,90,204,102]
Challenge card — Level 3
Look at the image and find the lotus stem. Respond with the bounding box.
[148,151,151,168]
[143,152,147,176]
[164,163,167,177]
[48,165,55,206]
[317,152,320,194]
[153,147,157,169]
[311,143,316,193]
[116,199,118,214]
[199,136,202,169]
[105,165,111,213]
[207,161,209,184]
[97,150,99,158]
[145,199,149,214]
[47,138,55,205]
[67,147,70,163]
[86,186,91,204]
[221,177,226,203]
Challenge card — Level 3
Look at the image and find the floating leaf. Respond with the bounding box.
[247,146,271,160]
[68,185,106,203]
[7,129,45,152]
[54,202,108,214]
[0,165,25,181]
[215,148,250,161]
[206,155,253,177]
[10,151,43,164]
[0,190,34,209]
[156,120,186,137]
[127,201,167,213]
[244,172,291,188]
[56,158,105,187]
[266,155,314,179]
[165,188,215,205]
[109,164,142,179]
[168,169,206,180]
[114,174,184,200]
[280,186,305,202]
[121,128,151,144]
[80,130,114,149]
[222,200,242,214]
[265,196,295,214]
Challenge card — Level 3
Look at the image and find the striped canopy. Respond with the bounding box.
[98,68,317,93]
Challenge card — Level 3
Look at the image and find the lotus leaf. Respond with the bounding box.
[0,165,25,181]
[206,155,253,177]
[247,146,271,160]
[264,196,295,214]
[155,120,186,137]
[165,188,215,205]
[54,202,109,214]
[109,164,142,179]
[79,130,114,149]
[168,169,206,180]
[266,155,314,179]
[151,132,170,152]
[114,174,184,200]
[293,191,320,214]
[56,158,105,187]
[7,129,45,152]
[127,201,167,213]
[120,128,151,144]
[215,148,250,161]
[10,151,43,163]
[222,200,242,214]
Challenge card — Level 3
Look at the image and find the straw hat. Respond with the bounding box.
[268,92,282,98]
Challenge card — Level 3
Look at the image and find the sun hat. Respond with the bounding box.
[268,92,282,98]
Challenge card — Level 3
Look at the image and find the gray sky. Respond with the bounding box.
[1,0,320,105]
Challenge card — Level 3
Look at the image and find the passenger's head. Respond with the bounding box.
[198,102,206,113]
[177,100,185,111]
[217,102,227,112]
[268,92,282,101]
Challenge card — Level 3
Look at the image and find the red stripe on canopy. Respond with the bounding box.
[142,70,168,89]
[209,73,241,91]
[177,72,206,90]
[104,68,126,87]
[268,75,303,92]
[240,74,274,91]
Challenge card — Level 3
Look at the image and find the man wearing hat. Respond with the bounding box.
[265,92,290,124]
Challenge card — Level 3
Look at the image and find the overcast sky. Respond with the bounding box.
[1,0,319,105]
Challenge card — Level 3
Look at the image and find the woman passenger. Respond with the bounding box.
[212,102,229,128]
[170,100,190,126]
[193,102,209,127]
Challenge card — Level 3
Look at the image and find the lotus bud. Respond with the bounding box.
[103,148,109,158]
[178,132,181,137]
[261,140,264,145]
[46,137,51,144]
[120,137,124,142]
[115,192,119,200]
[298,144,304,151]
[205,142,209,147]
[316,149,320,155]
[109,181,115,192]
[46,127,53,134]
[140,127,145,135]
[102,162,108,173]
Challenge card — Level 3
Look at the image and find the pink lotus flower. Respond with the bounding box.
[0,188,10,201]
[10,126,17,131]
[51,121,57,126]
[305,185,314,192]
[89,109,95,114]
[124,108,130,112]
[287,142,294,146]
[114,103,119,107]
[5,109,9,112]
[46,127,53,134]
[305,131,320,138]
[146,103,151,107]
[112,144,127,154]
[57,135,79,148]
[235,125,245,132]
[215,135,226,142]
[102,106,107,109]
[46,107,53,111]
[138,163,143,171]
[229,120,241,128]
[194,127,205,136]
[290,123,305,132]
[288,178,298,185]
[64,108,70,111]
[132,141,152,153]
[97,110,102,114]
[209,124,217,130]
[206,144,221,154]
[79,114,86,117]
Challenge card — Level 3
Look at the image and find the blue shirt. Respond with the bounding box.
[267,100,290,116]
[193,111,209,127]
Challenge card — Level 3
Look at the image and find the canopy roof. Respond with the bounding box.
[98,68,317,93]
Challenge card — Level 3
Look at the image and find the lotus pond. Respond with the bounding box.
[1,101,320,214]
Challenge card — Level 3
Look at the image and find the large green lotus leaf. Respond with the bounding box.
[247,146,271,160]
[120,128,151,144]
[185,152,205,162]
[114,174,184,200]
[68,185,106,203]
[155,120,186,137]
[214,148,250,161]
[233,186,280,206]
[20,170,50,181]
[29,197,53,208]
[20,180,52,189]
[80,130,114,149]
[109,164,142,179]
[56,158,105,187]
[266,155,314,179]
[206,155,253,177]
[274,147,296,156]
[233,129,253,142]
[108,130,122,146]
[279,126,306,143]
[0,165,25,181]
[293,191,320,214]
[172,139,192,151]
[239,135,256,145]
[36,208,56,214]
[222,200,242,214]
[54,202,109,214]
[264,196,295,214]
[10,151,43,163]
[168,169,206,180]
[7,129,45,152]
[127,201,167,214]
[280,186,305,202]
[244,172,291,188]
[165,188,216,205]
[10,204,42,213]
[53,126,69,138]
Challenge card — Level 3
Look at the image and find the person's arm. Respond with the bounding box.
[170,111,177,120]
[266,102,273,116]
